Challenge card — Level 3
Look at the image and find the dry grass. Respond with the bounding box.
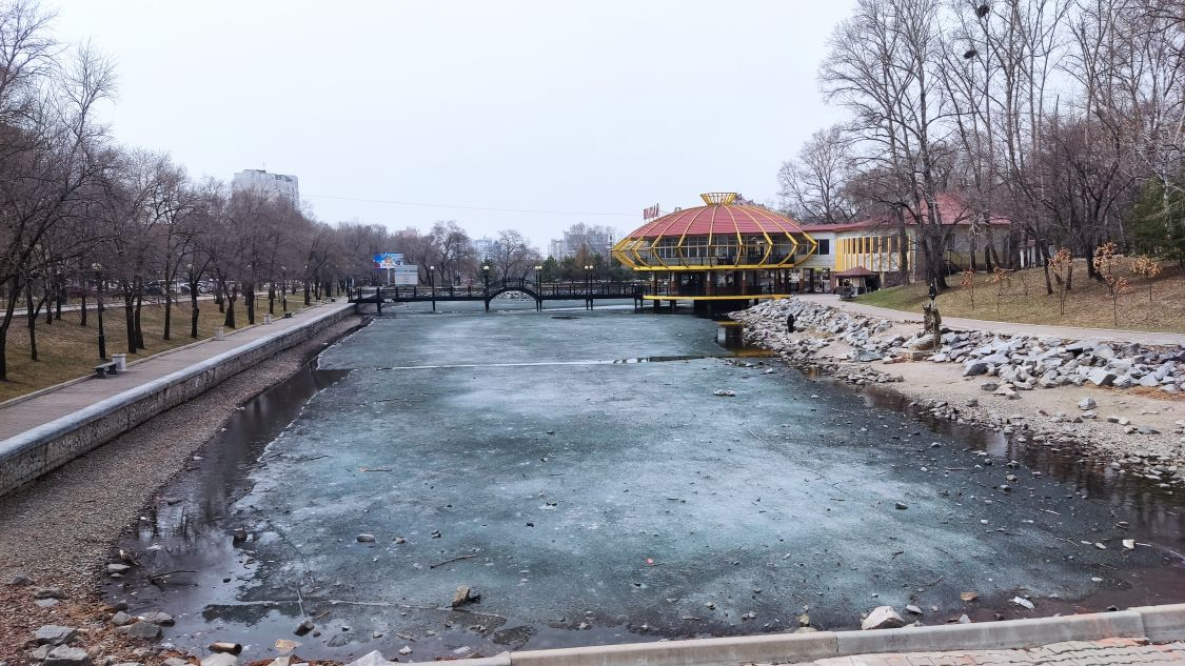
[858,259,1185,333]
[0,295,310,402]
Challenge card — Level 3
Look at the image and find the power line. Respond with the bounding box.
[304,194,636,218]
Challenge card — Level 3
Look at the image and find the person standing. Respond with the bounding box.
[786,312,795,333]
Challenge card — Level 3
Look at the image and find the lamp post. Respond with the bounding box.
[482,265,490,313]
[534,264,543,311]
[584,264,593,310]
[428,265,436,313]
[92,263,106,360]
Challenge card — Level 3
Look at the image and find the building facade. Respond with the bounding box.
[231,169,300,207]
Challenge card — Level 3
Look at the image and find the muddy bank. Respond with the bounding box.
[0,314,363,666]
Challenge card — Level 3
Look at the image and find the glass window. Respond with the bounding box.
[817,239,830,255]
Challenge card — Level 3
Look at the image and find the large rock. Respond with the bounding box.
[35,625,77,646]
[44,646,92,666]
[963,361,989,377]
[200,655,238,666]
[121,621,161,639]
[1078,397,1097,411]
[1087,368,1117,386]
[855,349,884,362]
[861,605,905,630]
[451,585,480,607]
[344,652,397,666]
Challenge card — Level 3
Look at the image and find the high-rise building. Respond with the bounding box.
[232,169,300,207]
[547,224,616,260]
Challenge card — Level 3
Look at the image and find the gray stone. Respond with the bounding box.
[982,353,1010,366]
[139,611,174,625]
[200,655,238,666]
[451,584,480,607]
[343,653,395,666]
[855,349,884,362]
[44,646,92,666]
[905,604,923,615]
[963,361,989,377]
[1139,375,1161,388]
[35,625,78,645]
[980,382,999,392]
[1087,368,1117,386]
[3,571,34,586]
[121,621,161,640]
[106,564,131,575]
[110,611,132,626]
[1078,397,1096,411]
[163,659,190,666]
[356,534,376,543]
[33,586,66,599]
[861,605,905,630]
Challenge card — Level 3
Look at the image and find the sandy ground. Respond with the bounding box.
[0,315,362,666]
[749,316,1185,471]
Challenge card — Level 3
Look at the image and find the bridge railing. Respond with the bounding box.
[352,281,645,302]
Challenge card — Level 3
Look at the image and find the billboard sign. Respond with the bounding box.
[390,265,418,286]
[373,252,404,269]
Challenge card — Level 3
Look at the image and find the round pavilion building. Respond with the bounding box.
[612,192,818,313]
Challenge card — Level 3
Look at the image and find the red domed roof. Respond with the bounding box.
[625,203,808,240]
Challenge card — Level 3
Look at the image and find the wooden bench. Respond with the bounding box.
[93,362,118,378]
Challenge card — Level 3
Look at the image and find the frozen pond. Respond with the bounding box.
[111,302,1185,663]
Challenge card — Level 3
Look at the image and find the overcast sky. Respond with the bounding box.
[49,1,856,251]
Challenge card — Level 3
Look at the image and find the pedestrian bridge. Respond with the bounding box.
[349,278,645,313]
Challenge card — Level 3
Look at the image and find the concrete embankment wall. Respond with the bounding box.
[0,305,357,497]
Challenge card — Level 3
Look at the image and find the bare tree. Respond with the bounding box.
[778,125,861,224]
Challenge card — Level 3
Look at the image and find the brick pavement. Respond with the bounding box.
[761,638,1185,666]
[794,294,1185,347]
[0,301,353,440]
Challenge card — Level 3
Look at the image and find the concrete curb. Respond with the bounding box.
[0,303,356,496]
[399,606,1185,666]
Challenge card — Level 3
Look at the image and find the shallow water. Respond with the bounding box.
[109,304,1185,663]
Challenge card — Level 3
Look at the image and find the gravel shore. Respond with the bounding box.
[0,315,362,665]
[732,299,1185,478]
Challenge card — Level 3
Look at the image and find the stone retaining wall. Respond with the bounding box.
[0,304,356,497]
[395,605,1184,666]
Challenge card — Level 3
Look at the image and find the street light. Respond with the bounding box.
[482,265,490,313]
[428,265,436,312]
[92,262,106,360]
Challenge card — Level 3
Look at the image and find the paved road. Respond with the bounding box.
[795,294,1185,346]
[773,638,1185,666]
[0,301,352,440]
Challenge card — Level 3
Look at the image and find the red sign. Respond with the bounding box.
[643,204,661,220]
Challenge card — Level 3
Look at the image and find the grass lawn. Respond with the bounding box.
[857,260,1185,333]
[0,295,312,403]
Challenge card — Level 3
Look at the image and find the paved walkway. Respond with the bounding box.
[795,294,1185,347]
[773,638,1185,666]
[0,301,353,440]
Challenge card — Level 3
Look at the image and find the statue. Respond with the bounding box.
[922,300,942,349]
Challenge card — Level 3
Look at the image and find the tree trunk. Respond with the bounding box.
[124,291,136,354]
[134,291,145,350]
[268,283,275,315]
[224,284,237,329]
[304,281,311,305]
[79,290,87,327]
[245,282,255,325]
[215,283,224,313]
[0,278,18,381]
[26,285,37,362]
[190,282,200,339]
[163,282,172,341]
